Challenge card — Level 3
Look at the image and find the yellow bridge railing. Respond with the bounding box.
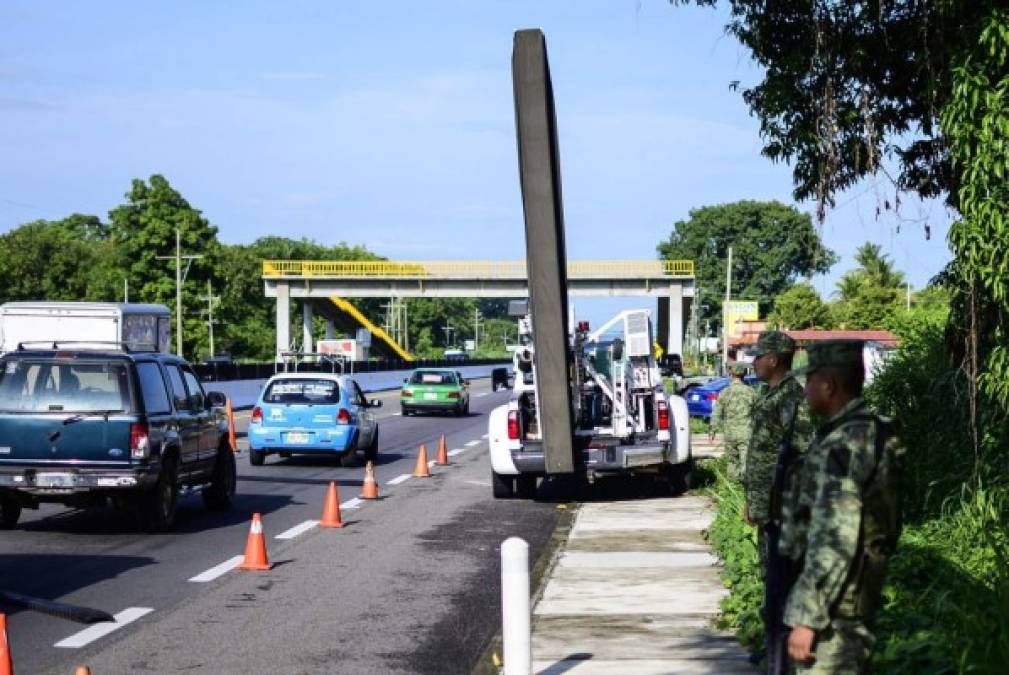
[262,259,694,278]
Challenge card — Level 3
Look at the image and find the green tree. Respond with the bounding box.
[657,200,836,327]
[767,283,831,330]
[831,243,905,330]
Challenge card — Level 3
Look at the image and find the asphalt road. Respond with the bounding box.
[0,379,562,674]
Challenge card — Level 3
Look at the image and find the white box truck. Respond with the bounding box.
[0,302,172,355]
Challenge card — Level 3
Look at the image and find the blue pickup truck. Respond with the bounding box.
[0,344,235,531]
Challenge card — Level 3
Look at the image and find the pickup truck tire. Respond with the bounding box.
[249,448,266,466]
[516,475,537,499]
[140,455,179,532]
[492,470,515,499]
[0,493,21,529]
[664,459,693,496]
[203,445,237,511]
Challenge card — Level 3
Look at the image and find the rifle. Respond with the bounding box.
[763,401,802,675]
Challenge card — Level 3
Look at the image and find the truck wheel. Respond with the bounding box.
[516,475,537,499]
[140,455,179,532]
[0,493,21,529]
[203,444,237,511]
[249,448,266,466]
[492,470,515,499]
[665,459,693,496]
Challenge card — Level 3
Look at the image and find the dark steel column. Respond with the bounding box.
[512,29,575,474]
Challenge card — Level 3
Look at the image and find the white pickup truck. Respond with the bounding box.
[488,309,691,499]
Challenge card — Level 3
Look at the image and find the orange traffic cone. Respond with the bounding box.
[238,513,273,571]
[75,667,92,675]
[319,481,344,528]
[225,398,237,453]
[413,443,432,478]
[436,434,449,466]
[0,613,11,675]
[360,461,379,500]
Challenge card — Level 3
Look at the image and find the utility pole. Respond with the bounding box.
[123,277,129,303]
[441,323,454,347]
[722,246,733,374]
[201,279,220,358]
[156,227,203,357]
[906,281,912,310]
[474,308,483,352]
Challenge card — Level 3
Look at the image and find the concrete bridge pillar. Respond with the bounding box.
[302,301,314,360]
[275,281,290,363]
[657,284,685,358]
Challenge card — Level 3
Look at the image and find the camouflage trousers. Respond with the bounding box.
[723,436,748,482]
[793,618,875,674]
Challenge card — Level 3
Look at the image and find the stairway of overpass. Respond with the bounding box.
[326,296,413,361]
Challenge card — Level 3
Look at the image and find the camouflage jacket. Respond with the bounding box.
[780,397,903,630]
[712,381,757,445]
[742,373,813,525]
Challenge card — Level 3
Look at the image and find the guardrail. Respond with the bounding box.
[262,259,695,278]
[193,357,510,382]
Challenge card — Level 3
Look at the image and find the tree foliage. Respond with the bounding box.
[831,243,906,329]
[657,200,836,326]
[767,283,831,330]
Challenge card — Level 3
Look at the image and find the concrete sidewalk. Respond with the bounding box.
[529,436,753,674]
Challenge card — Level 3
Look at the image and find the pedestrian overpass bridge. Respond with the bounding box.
[262,259,695,361]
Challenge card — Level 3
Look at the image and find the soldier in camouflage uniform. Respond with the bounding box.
[712,362,757,481]
[743,331,814,541]
[779,341,903,672]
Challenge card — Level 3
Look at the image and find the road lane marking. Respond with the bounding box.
[341,497,363,510]
[55,607,154,648]
[465,440,481,447]
[428,460,437,468]
[475,393,489,397]
[448,449,465,457]
[276,519,318,540]
[188,555,245,583]
[387,474,411,486]
[481,434,489,439]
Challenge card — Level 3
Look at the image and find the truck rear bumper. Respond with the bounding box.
[0,466,157,495]
[510,440,674,475]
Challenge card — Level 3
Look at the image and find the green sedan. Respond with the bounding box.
[401,368,470,416]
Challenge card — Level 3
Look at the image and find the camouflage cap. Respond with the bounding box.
[749,330,796,357]
[795,340,865,375]
[729,361,749,376]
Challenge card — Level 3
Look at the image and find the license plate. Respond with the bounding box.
[690,394,700,401]
[287,431,309,444]
[424,392,438,400]
[36,472,74,488]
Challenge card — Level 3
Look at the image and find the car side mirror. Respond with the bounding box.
[371,399,383,408]
[206,391,227,408]
[464,380,471,386]
[403,378,409,383]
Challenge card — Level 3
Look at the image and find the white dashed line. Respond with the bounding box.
[392,412,401,416]
[428,460,437,468]
[465,440,481,447]
[481,434,489,439]
[188,555,245,583]
[387,474,411,486]
[275,519,318,540]
[55,607,154,648]
[341,497,363,510]
[475,393,489,398]
[448,449,465,457]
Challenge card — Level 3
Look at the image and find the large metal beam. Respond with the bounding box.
[513,29,575,475]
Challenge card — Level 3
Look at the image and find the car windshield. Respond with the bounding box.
[0,358,134,413]
[264,378,340,404]
[409,371,455,385]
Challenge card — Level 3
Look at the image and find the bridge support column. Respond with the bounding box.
[658,285,685,358]
[325,318,334,340]
[276,282,290,362]
[303,301,314,359]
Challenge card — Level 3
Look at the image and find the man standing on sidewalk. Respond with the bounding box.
[712,362,757,481]
[779,341,903,672]
[742,330,814,671]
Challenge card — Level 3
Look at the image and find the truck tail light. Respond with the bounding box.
[706,393,719,401]
[337,408,351,424]
[251,406,263,424]
[657,400,669,431]
[447,392,460,400]
[130,422,150,459]
[507,410,520,440]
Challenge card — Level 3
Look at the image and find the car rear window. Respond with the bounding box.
[0,358,134,413]
[409,371,455,385]
[264,379,340,404]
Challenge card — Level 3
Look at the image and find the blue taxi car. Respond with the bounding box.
[247,373,381,467]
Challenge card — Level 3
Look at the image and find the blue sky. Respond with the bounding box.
[0,1,952,322]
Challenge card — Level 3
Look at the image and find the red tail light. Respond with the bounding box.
[657,400,669,431]
[706,393,719,401]
[251,406,263,424]
[507,410,520,440]
[337,408,351,424]
[447,392,460,400]
[402,388,414,398]
[130,422,150,459]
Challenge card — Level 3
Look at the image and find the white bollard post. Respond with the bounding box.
[501,536,532,675]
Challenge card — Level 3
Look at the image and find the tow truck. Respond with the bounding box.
[488,304,691,498]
